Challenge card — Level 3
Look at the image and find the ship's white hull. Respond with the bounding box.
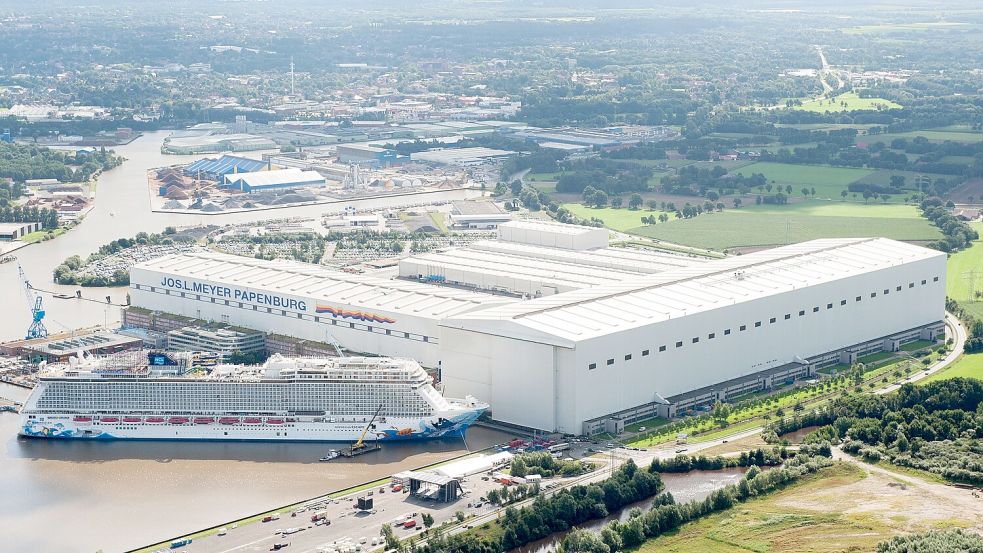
[19,409,483,442]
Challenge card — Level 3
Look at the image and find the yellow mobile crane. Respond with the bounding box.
[341,404,384,457]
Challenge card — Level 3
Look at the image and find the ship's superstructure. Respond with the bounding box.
[19,353,486,442]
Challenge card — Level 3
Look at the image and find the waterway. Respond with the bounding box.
[0,132,486,551]
[0,130,476,342]
[0,381,510,552]
[514,467,755,553]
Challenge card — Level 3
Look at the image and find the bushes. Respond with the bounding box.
[510,451,592,478]
[648,447,788,473]
[876,529,983,552]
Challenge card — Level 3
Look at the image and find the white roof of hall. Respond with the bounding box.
[468,240,706,273]
[498,219,599,236]
[135,252,513,319]
[441,238,945,347]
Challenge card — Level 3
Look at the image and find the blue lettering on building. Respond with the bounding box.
[159,277,307,312]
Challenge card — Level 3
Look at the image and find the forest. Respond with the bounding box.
[0,143,121,183]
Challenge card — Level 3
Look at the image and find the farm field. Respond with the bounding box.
[945,222,983,319]
[732,162,877,200]
[636,460,981,553]
[920,353,983,384]
[859,130,983,144]
[621,203,941,250]
[793,91,901,113]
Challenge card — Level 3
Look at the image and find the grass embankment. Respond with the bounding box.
[920,353,983,384]
[19,228,66,243]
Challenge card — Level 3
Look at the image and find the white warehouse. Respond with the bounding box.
[129,233,946,434]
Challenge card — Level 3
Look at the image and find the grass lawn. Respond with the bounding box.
[793,91,901,113]
[732,162,876,200]
[526,172,564,182]
[920,353,983,384]
[624,204,940,250]
[945,222,983,318]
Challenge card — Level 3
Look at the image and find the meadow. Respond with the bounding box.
[945,222,983,319]
[619,203,941,250]
[732,162,877,200]
[793,91,901,113]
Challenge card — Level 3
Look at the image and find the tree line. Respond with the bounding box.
[0,205,60,229]
[0,142,121,183]
[408,459,664,553]
[558,447,835,553]
[920,196,979,252]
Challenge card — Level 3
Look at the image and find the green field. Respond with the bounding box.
[732,162,877,200]
[921,353,983,384]
[860,130,983,144]
[618,203,940,250]
[794,91,901,113]
[945,222,983,319]
[563,203,668,232]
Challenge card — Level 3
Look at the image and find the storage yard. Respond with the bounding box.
[128,220,947,434]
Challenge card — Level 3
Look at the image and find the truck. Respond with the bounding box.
[311,510,328,522]
[402,519,417,529]
[170,538,192,549]
[271,543,290,551]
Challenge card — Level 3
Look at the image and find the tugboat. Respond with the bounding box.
[318,450,340,462]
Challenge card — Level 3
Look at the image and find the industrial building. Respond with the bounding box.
[166,326,265,360]
[184,155,270,180]
[0,221,41,241]
[222,168,327,193]
[410,147,513,166]
[128,221,946,434]
[336,144,400,167]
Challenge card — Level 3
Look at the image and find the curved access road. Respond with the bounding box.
[877,312,966,395]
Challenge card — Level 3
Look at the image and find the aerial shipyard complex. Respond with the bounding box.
[127,220,946,435]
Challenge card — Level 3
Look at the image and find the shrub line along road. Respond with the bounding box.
[156,316,966,553]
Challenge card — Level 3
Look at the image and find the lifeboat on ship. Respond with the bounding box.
[73,416,92,423]
[193,417,215,425]
[266,418,285,425]
[99,416,120,424]
[168,416,190,424]
[123,416,142,423]
[219,417,239,425]
[243,417,262,425]
[145,416,165,424]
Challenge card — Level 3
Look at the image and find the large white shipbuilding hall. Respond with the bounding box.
[130,220,946,434]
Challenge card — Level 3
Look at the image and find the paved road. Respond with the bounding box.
[877,313,965,394]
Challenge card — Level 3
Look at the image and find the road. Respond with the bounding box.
[877,313,965,394]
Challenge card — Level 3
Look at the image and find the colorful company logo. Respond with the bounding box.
[315,305,396,324]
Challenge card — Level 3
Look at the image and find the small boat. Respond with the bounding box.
[318,450,340,462]
[219,417,239,425]
[168,417,189,424]
[123,416,141,423]
[73,415,92,423]
[243,417,262,425]
[266,418,285,425]
[99,417,120,423]
[193,417,215,425]
[146,416,165,423]
[0,255,16,264]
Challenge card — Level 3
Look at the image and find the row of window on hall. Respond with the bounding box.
[587,276,940,370]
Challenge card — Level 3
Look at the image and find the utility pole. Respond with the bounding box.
[964,269,981,299]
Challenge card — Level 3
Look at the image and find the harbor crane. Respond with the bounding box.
[18,264,48,340]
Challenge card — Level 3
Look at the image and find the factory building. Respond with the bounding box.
[129,227,946,434]
[184,155,270,180]
[222,167,327,193]
[336,144,400,168]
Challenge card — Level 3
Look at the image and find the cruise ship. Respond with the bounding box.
[19,353,487,442]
